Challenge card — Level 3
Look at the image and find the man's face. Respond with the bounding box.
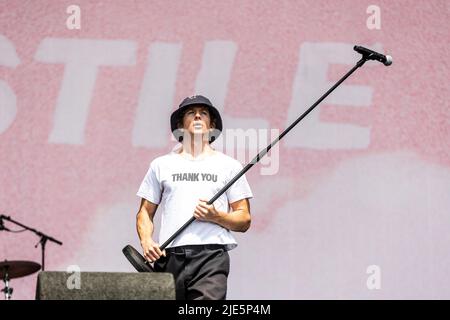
[181,105,214,136]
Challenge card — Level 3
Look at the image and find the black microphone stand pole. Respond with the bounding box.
[159,55,370,250]
[0,215,63,271]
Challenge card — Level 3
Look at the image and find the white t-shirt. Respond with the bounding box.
[137,150,253,250]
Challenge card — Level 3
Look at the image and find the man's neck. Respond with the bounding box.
[178,142,215,160]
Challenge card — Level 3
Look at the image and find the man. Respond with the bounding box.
[136,95,253,300]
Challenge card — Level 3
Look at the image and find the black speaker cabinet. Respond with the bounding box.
[36,271,175,300]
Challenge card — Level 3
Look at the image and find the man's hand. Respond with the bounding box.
[194,198,220,222]
[141,239,166,263]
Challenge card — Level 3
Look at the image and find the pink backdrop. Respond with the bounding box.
[1,0,449,299]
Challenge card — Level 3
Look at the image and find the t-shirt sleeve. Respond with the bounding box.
[136,161,162,205]
[225,161,253,204]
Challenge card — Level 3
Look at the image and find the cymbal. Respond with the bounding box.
[0,260,41,280]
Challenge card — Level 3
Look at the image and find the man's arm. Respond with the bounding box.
[136,198,165,262]
[194,198,251,232]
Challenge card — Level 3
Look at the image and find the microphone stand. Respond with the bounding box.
[0,215,63,271]
[159,55,372,250]
[0,216,11,232]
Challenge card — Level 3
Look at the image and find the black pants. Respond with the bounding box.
[154,244,230,300]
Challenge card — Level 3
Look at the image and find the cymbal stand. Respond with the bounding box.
[1,267,13,300]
